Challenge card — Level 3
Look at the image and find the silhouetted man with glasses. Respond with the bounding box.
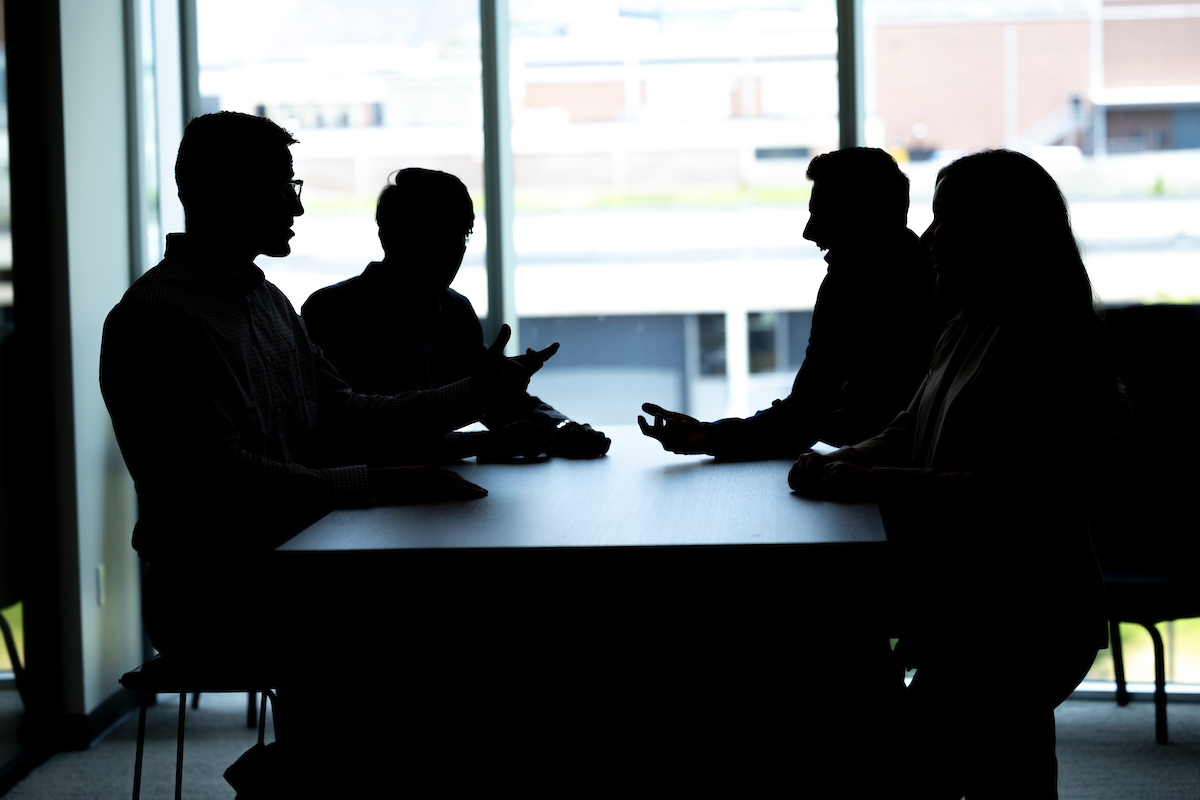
[100,111,555,798]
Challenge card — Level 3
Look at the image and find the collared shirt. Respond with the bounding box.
[100,234,481,561]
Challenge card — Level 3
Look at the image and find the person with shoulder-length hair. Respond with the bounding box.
[789,149,1119,798]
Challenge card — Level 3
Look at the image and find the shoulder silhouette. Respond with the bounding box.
[639,146,946,460]
[303,167,610,461]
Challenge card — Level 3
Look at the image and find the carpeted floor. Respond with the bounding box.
[1056,699,1200,800]
[1,693,1198,798]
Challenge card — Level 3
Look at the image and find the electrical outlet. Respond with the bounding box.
[97,564,106,607]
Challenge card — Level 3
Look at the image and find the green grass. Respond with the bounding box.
[299,196,379,215]
[1149,291,1200,305]
[302,186,810,217]
[583,186,810,210]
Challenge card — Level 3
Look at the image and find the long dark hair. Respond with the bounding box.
[935,149,1096,319]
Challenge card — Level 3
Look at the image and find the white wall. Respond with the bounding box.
[59,0,142,715]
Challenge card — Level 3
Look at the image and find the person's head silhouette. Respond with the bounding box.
[376,168,475,292]
[802,147,910,255]
[175,111,303,260]
[923,148,1093,316]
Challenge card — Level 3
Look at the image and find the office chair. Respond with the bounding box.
[120,654,275,800]
[1090,303,1200,744]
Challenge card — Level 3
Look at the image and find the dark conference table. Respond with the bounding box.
[274,426,898,789]
[279,424,886,553]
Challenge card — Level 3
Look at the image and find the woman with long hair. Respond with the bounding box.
[789,149,1118,798]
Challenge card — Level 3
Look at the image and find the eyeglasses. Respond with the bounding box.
[286,180,304,201]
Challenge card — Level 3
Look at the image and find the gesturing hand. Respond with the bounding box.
[368,465,488,505]
[637,402,714,455]
[475,324,560,398]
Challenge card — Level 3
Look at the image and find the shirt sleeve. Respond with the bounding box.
[703,400,819,459]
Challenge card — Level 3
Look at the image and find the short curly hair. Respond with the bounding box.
[175,111,298,211]
[376,168,474,243]
[806,147,909,227]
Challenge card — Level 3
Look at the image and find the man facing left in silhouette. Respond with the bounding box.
[301,167,611,461]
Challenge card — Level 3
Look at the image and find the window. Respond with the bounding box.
[196,0,488,312]
[864,0,1200,309]
[195,0,1200,687]
[509,0,840,423]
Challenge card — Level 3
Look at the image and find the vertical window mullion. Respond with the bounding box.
[837,0,864,149]
[480,0,518,355]
[178,0,201,125]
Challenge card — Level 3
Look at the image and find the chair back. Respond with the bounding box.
[1090,304,1200,576]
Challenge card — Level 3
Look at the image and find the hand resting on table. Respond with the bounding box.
[788,449,877,503]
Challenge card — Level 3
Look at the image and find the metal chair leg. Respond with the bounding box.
[176,692,186,800]
[132,698,148,800]
[1143,622,1169,744]
[257,690,269,747]
[191,691,200,710]
[1110,619,1131,706]
[248,691,257,729]
[266,689,279,743]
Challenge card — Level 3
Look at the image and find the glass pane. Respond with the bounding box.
[863,0,1200,686]
[748,311,778,373]
[864,0,1200,308]
[197,0,485,311]
[511,0,840,425]
[138,0,162,271]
